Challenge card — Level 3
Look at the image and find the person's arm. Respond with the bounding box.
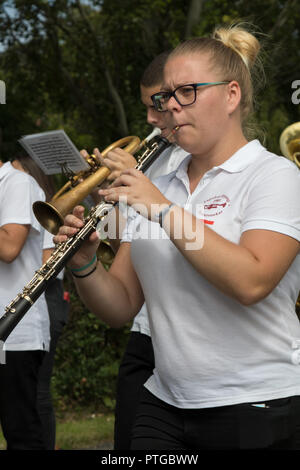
[54,206,144,328]
[42,248,54,264]
[0,223,30,263]
[99,168,300,306]
[163,206,299,305]
[73,242,144,328]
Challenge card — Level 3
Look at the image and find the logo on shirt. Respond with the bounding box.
[204,195,230,219]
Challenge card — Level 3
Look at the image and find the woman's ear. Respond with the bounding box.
[226,81,241,115]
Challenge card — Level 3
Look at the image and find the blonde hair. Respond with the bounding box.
[168,24,264,138]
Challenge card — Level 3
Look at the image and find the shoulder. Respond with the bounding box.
[4,165,45,201]
[243,147,300,216]
[251,147,300,184]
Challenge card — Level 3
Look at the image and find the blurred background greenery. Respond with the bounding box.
[0,0,299,430]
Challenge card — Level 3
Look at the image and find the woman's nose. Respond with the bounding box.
[166,95,182,112]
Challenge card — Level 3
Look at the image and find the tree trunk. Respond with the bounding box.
[185,0,206,39]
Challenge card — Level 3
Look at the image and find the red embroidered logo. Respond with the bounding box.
[204,195,230,222]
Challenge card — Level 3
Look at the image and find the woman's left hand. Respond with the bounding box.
[98,168,171,221]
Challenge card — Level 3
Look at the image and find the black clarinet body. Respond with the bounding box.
[0,136,170,342]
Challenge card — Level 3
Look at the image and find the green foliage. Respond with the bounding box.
[52,274,131,411]
[1,0,299,161]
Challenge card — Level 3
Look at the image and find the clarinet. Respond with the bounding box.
[0,135,171,342]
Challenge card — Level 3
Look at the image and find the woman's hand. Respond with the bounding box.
[79,147,138,203]
[53,205,100,270]
[99,168,171,221]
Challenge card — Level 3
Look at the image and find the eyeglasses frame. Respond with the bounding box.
[151,81,230,112]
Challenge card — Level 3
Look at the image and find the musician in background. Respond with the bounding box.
[82,52,188,449]
[56,24,300,450]
[0,156,50,450]
[11,154,69,450]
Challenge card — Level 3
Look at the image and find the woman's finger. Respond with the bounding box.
[80,149,89,160]
[72,205,85,221]
[107,172,137,189]
[99,186,129,203]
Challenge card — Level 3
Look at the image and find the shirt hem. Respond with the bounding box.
[4,342,50,352]
[242,219,300,242]
[144,382,300,409]
[130,324,151,336]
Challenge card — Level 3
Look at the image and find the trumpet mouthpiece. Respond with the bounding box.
[145,127,161,142]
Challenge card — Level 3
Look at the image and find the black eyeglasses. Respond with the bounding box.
[151,82,230,112]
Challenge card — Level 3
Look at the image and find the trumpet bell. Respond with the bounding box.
[279,122,300,169]
[97,240,115,266]
[33,201,64,235]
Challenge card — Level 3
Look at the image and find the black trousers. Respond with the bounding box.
[0,350,46,450]
[131,388,299,450]
[114,332,155,450]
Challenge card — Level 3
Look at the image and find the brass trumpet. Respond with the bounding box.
[279,121,300,169]
[33,128,161,235]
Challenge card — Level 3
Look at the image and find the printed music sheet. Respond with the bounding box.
[19,130,90,175]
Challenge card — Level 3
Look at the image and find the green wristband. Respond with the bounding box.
[70,254,97,273]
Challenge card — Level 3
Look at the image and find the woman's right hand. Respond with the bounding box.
[53,205,100,270]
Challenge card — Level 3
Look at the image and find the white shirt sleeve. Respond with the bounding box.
[43,228,55,249]
[1,172,45,233]
[242,162,300,241]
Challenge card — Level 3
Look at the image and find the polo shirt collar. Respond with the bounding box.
[218,139,264,173]
[175,139,264,182]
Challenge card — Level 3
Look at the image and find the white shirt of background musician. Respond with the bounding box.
[0,162,50,351]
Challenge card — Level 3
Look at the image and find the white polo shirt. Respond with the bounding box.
[122,140,300,409]
[0,162,50,351]
[131,144,188,336]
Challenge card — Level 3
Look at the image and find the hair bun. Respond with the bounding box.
[212,24,260,70]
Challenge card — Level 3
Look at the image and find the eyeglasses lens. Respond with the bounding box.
[175,85,196,106]
[154,85,196,111]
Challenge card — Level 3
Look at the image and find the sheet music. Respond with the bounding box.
[18,130,90,175]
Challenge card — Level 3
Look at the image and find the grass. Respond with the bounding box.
[0,409,115,450]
